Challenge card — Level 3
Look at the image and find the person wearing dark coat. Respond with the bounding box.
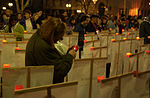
[75,15,89,58]
[139,17,150,44]
[86,15,101,33]
[25,17,76,84]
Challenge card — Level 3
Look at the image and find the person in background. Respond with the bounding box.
[101,16,107,30]
[106,17,116,30]
[86,15,101,33]
[2,8,13,25]
[5,14,25,41]
[0,17,6,31]
[76,15,89,58]
[66,15,76,35]
[25,17,76,84]
[20,10,37,32]
[139,16,150,44]
[17,13,23,22]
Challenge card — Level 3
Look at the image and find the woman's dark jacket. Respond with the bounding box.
[139,21,150,44]
[25,30,74,84]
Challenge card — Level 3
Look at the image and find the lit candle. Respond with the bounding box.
[72,45,78,52]
[15,85,24,91]
[136,37,140,40]
[3,64,10,68]
[122,29,125,32]
[2,40,7,43]
[84,40,87,43]
[116,33,119,35]
[126,52,132,57]
[90,47,94,50]
[24,31,27,33]
[123,38,127,40]
[148,36,150,39]
[111,39,115,42]
[84,34,87,37]
[109,28,112,31]
[97,76,104,83]
[127,33,130,35]
[146,50,150,54]
[15,47,20,50]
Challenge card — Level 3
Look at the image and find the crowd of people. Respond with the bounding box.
[0,8,149,83]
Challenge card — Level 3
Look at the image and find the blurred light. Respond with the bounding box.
[24,31,27,33]
[116,33,119,35]
[84,40,87,43]
[97,76,104,83]
[92,0,97,4]
[136,37,140,40]
[126,52,132,58]
[149,2,150,5]
[2,40,7,43]
[122,29,125,32]
[72,46,78,52]
[146,50,150,54]
[66,4,71,8]
[148,36,150,39]
[127,33,130,35]
[77,10,81,13]
[68,4,71,7]
[3,64,10,68]
[123,38,127,40]
[111,39,115,42]
[8,3,13,7]
[15,85,24,91]
[90,47,94,50]
[15,47,20,50]
[2,7,6,10]
[84,34,87,37]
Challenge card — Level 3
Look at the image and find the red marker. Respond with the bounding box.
[126,52,132,58]
[90,47,94,50]
[97,76,104,83]
[146,50,150,54]
[3,64,10,68]
[84,40,87,43]
[15,85,24,91]
[15,47,20,50]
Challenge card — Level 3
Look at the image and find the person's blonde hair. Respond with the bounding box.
[40,17,66,48]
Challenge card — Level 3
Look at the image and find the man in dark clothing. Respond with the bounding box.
[75,15,89,58]
[139,17,150,44]
[86,15,101,33]
[25,18,76,84]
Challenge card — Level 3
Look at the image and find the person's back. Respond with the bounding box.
[139,17,150,44]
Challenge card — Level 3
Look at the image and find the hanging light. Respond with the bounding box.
[93,0,98,4]
[8,3,13,7]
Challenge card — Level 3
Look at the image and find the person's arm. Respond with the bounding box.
[35,46,74,78]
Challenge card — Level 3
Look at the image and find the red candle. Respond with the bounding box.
[97,76,104,83]
[3,64,10,68]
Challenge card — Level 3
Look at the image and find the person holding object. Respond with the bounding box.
[25,17,76,84]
